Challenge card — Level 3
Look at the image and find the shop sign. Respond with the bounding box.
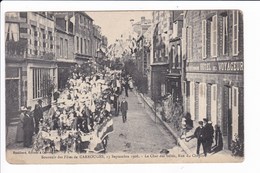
[186,60,243,73]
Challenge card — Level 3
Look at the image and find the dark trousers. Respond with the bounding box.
[122,111,127,123]
[197,139,207,156]
[124,87,128,97]
[206,140,213,153]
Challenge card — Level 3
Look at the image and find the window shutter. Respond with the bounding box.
[202,20,207,59]
[238,87,244,141]
[182,27,186,60]
[206,20,211,58]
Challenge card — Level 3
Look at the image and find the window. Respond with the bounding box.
[172,46,175,64]
[80,37,83,54]
[32,68,51,99]
[19,28,27,34]
[172,22,178,38]
[187,27,192,59]
[76,36,79,53]
[84,39,87,54]
[60,38,63,57]
[5,23,19,41]
[177,45,181,68]
[234,87,237,107]
[232,10,239,56]
[88,39,90,55]
[202,20,207,59]
[49,31,53,40]
[223,15,228,55]
[182,27,186,59]
[211,15,218,57]
[65,39,68,58]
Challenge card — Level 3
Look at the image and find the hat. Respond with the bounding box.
[198,121,203,125]
[27,106,32,110]
[37,99,43,103]
[203,118,208,122]
[20,106,27,111]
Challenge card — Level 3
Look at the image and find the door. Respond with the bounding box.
[232,86,239,140]
[211,84,218,126]
[190,82,195,120]
[6,79,20,124]
[199,83,207,121]
[223,86,232,149]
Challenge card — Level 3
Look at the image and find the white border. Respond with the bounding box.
[1,1,260,173]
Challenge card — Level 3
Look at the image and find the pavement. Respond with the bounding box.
[106,90,184,154]
[135,90,244,162]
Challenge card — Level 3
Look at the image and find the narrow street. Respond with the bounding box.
[107,90,177,154]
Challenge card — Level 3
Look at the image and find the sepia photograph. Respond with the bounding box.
[4,9,244,164]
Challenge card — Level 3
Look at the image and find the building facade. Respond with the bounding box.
[73,12,94,64]
[93,24,102,59]
[182,10,244,150]
[167,11,184,102]
[150,11,173,101]
[55,12,76,89]
[5,12,57,124]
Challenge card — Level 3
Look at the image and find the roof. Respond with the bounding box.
[76,12,94,21]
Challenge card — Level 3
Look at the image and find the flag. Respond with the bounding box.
[97,118,114,140]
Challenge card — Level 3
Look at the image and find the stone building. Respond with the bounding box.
[182,10,244,150]
[55,12,76,89]
[150,11,173,101]
[73,12,94,64]
[167,11,184,102]
[5,12,57,125]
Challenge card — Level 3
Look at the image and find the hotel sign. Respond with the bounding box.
[186,60,243,73]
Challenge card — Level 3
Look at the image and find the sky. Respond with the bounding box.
[87,11,152,45]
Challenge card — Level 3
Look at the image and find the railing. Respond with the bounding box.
[5,39,27,57]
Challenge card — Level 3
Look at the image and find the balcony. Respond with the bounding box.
[5,15,26,23]
[5,39,27,60]
[74,52,92,60]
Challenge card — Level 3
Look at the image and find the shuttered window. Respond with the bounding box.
[202,20,207,59]
[182,27,186,60]
[232,10,239,56]
[211,15,218,57]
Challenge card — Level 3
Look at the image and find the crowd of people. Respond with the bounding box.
[16,66,134,152]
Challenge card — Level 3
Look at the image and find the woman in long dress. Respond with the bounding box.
[16,106,27,143]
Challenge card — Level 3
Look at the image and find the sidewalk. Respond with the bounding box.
[135,91,243,162]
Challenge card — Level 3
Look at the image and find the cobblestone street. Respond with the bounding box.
[106,91,182,154]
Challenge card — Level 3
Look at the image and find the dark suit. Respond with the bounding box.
[120,101,128,123]
[194,126,207,156]
[204,123,214,153]
[34,103,43,134]
[23,114,34,147]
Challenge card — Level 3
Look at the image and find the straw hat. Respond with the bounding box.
[20,106,27,111]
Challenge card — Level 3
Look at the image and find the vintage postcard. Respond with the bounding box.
[4,9,244,164]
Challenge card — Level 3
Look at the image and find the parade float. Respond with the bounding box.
[32,63,121,154]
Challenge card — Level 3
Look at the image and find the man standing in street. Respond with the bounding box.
[34,99,43,134]
[203,118,214,153]
[23,106,34,148]
[123,78,129,97]
[120,97,128,123]
[194,121,207,157]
